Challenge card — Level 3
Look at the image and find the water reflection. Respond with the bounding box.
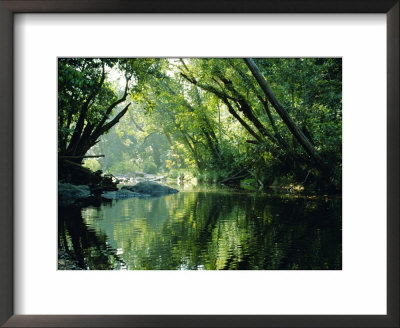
[58,204,126,270]
[58,189,341,270]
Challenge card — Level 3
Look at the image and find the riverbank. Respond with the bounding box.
[59,180,179,206]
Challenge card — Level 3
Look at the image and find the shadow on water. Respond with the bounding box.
[58,202,126,270]
[58,189,341,270]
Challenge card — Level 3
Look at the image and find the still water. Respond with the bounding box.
[58,186,341,270]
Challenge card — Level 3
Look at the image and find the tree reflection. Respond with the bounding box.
[58,204,125,270]
[67,192,341,270]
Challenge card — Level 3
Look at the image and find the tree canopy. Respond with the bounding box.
[59,57,342,191]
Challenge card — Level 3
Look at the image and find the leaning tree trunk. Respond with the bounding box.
[244,58,325,168]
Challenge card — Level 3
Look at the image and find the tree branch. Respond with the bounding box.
[90,102,131,143]
[91,74,131,138]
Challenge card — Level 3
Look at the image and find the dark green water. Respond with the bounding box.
[58,186,342,270]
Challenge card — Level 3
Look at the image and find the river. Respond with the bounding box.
[58,184,342,270]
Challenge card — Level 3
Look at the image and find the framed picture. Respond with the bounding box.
[1,1,398,327]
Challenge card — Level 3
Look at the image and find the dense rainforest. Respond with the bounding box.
[58,58,341,193]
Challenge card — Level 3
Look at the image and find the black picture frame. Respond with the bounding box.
[0,1,398,327]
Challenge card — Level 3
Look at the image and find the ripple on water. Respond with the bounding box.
[60,190,342,270]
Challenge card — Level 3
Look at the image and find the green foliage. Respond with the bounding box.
[109,160,138,175]
[59,58,342,192]
[58,58,157,163]
[197,170,224,184]
[167,169,179,179]
[82,158,101,172]
[143,161,158,174]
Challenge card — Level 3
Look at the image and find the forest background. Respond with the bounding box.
[58,57,342,192]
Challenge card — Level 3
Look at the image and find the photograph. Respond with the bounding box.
[1,0,397,325]
[58,57,342,270]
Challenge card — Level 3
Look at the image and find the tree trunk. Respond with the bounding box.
[67,63,106,155]
[244,58,325,168]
